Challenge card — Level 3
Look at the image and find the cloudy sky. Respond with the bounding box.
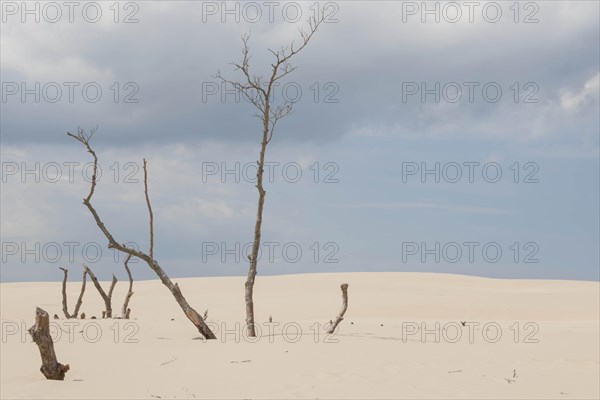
[1,0,598,282]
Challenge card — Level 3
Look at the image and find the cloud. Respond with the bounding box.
[1,1,598,147]
[560,73,600,111]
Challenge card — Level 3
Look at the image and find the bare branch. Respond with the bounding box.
[71,269,87,319]
[66,127,98,203]
[59,268,70,319]
[266,11,326,95]
[108,274,117,299]
[143,159,154,259]
[84,265,116,318]
[121,254,134,319]
[58,267,87,319]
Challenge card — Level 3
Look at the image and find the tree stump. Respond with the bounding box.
[28,307,70,380]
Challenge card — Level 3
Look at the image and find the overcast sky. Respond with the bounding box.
[1,1,598,282]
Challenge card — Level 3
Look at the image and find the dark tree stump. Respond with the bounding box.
[28,307,70,380]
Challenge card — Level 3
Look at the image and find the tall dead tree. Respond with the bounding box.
[121,254,134,319]
[58,267,87,319]
[84,265,117,318]
[216,12,325,337]
[28,307,70,380]
[67,128,216,339]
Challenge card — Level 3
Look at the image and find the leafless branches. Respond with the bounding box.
[215,11,325,144]
[67,128,216,339]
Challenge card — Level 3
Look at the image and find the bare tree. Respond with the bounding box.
[84,264,117,318]
[327,283,349,334]
[58,267,87,319]
[67,128,216,339]
[216,12,325,337]
[121,254,134,319]
[28,307,70,380]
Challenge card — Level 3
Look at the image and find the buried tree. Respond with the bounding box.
[216,11,326,337]
[67,128,216,339]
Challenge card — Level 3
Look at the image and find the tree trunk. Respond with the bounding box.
[28,307,70,380]
[245,113,270,337]
[328,283,349,334]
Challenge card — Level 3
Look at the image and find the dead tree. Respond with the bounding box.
[28,307,70,380]
[327,283,349,334]
[84,264,117,318]
[216,11,325,337]
[121,254,134,319]
[58,267,87,319]
[67,128,216,339]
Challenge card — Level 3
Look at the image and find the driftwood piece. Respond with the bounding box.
[84,265,117,318]
[28,307,70,380]
[327,283,349,334]
[121,254,134,319]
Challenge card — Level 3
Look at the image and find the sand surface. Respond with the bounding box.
[1,272,598,399]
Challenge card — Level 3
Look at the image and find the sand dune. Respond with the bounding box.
[1,272,598,399]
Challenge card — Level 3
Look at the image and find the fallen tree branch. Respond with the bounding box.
[327,283,349,334]
[28,307,70,380]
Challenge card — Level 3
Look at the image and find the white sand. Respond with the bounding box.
[1,272,598,399]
